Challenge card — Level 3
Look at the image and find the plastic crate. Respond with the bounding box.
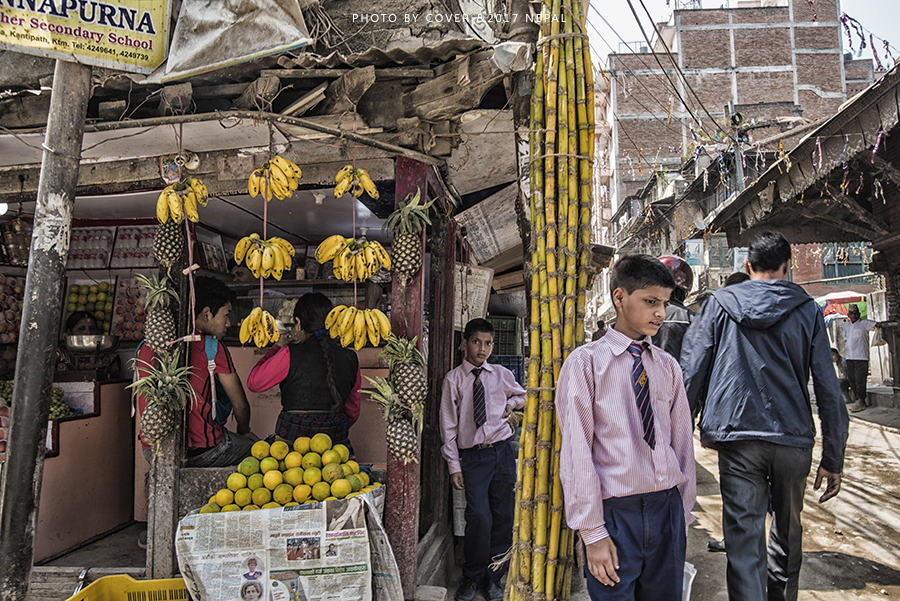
[486,316,521,356]
[488,355,524,386]
[66,575,188,601]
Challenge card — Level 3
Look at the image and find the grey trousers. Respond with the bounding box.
[717,441,812,601]
[845,359,869,404]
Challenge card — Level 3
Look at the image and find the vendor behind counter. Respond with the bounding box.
[56,311,121,380]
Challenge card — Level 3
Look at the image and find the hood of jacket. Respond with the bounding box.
[712,279,812,329]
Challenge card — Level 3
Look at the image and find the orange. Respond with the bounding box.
[242,504,260,511]
[310,433,332,454]
[215,488,234,507]
[221,504,240,512]
[260,457,280,474]
[332,444,350,463]
[293,484,312,503]
[322,463,344,484]
[250,440,270,460]
[357,471,370,487]
[238,457,260,476]
[199,503,220,514]
[233,488,253,507]
[247,473,264,491]
[284,451,304,470]
[330,479,352,499]
[251,487,272,506]
[346,474,362,492]
[273,483,294,505]
[263,470,284,490]
[312,481,332,501]
[321,450,341,466]
[345,460,360,474]
[262,502,282,509]
[341,464,353,477]
[303,467,322,486]
[301,452,322,470]
[227,472,247,492]
[293,436,311,454]
[283,467,305,487]
[279,460,287,472]
[270,440,290,460]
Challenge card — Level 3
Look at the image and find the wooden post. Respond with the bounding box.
[387,156,427,599]
[0,59,91,599]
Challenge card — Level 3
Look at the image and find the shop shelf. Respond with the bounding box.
[486,315,521,356]
[66,575,187,601]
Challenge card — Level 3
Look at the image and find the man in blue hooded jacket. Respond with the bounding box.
[681,231,848,601]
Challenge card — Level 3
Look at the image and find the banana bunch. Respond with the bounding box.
[239,307,281,348]
[233,234,295,280]
[315,235,391,283]
[334,165,379,199]
[155,178,210,223]
[248,155,303,201]
[325,305,391,350]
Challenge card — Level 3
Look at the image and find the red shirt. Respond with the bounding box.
[135,337,235,450]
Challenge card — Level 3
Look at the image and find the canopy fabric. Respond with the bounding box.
[815,290,867,305]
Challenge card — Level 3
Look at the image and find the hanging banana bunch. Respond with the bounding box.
[315,234,391,283]
[334,164,379,199]
[239,307,281,348]
[248,155,303,202]
[324,305,391,351]
[233,234,295,280]
[156,178,210,224]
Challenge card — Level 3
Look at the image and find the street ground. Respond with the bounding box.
[451,409,900,600]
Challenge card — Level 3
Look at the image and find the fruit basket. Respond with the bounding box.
[110,278,147,343]
[65,575,187,601]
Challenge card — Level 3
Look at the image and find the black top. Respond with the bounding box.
[279,338,359,412]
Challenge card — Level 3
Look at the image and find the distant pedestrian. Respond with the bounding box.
[681,231,848,601]
[591,319,607,341]
[653,255,696,361]
[831,348,853,405]
[843,304,879,412]
[557,255,696,601]
[724,271,750,287]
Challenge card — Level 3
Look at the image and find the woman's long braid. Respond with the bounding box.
[295,292,344,411]
[318,336,343,411]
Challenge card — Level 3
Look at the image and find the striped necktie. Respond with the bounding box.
[472,367,486,428]
[627,342,655,449]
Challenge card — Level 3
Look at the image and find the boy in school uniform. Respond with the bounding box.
[440,318,527,601]
[556,255,696,600]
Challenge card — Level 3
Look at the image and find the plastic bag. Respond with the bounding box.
[872,327,887,347]
[683,561,697,601]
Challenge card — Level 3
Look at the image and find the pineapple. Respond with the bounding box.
[153,218,185,273]
[382,188,435,286]
[381,334,427,408]
[128,351,197,447]
[365,375,419,464]
[136,273,179,354]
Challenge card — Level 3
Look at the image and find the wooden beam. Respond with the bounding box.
[873,155,900,188]
[831,193,890,236]
[406,54,505,121]
[261,67,434,80]
[796,207,878,239]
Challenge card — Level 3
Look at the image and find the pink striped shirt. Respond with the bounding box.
[439,360,527,475]
[556,325,696,545]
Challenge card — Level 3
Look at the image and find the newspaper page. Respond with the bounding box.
[176,487,396,601]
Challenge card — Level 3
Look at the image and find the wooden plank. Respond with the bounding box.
[232,75,281,110]
[261,67,434,80]
[831,193,890,236]
[280,82,328,117]
[796,206,877,239]
[492,270,524,291]
[192,83,251,99]
[405,55,505,121]
[317,66,376,115]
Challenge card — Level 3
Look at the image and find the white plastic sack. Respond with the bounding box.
[683,561,697,601]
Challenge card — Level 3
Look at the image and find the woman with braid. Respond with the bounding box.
[248,293,361,449]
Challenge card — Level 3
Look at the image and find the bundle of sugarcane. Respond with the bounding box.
[505,0,594,599]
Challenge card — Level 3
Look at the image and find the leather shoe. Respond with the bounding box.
[486,579,504,601]
[707,539,725,552]
[455,577,478,601]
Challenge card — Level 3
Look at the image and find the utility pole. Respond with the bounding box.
[727,101,746,192]
[0,59,91,599]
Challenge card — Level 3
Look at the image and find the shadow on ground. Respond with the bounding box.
[800,551,900,590]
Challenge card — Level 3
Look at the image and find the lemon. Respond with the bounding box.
[234,488,253,507]
[301,452,322,470]
[279,460,287,472]
[303,467,322,486]
[345,460,360,474]
[243,504,260,511]
[357,471,370,487]
[227,472,248,492]
[263,470,284,490]
[200,503,221,513]
[247,473,264,491]
[215,488,234,507]
[332,443,350,463]
[312,481,332,501]
[238,457,260,476]
[321,463,344,484]
[284,451,304,470]
[283,467,305,487]
[346,474,362,492]
[310,433,332,454]
[221,504,241,512]
[340,464,353,477]
[284,501,299,507]
[251,487,272,506]
[273,483,294,505]
[321,449,341,466]
[251,440,270,460]
[260,457,280,474]
[293,484,312,503]
[331,479,352,498]
[208,494,217,504]
[262,502,282,509]
[293,436,311,454]
[270,440,290,460]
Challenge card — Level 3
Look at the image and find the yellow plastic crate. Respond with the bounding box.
[66,575,189,601]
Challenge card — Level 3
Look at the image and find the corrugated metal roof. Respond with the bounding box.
[281,35,487,69]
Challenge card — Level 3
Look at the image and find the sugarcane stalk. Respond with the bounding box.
[562,0,579,361]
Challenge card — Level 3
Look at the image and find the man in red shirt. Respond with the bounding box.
[137,276,257,466]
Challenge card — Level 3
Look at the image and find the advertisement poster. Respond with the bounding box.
[0,0,171,74]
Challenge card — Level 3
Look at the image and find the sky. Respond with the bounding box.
[585,0,900,66]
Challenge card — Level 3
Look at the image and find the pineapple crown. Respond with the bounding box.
[379,334,425,370]
[128,350,197,412]
[365,375,424,436]
[135,273,179,311]
[382,188,434,236]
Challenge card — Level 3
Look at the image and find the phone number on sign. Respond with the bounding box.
[119,50,148,61]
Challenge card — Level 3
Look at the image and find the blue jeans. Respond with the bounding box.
[141,430,254,468]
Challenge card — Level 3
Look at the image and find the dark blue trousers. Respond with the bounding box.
[585,487,686,601]
[459,438,516,583]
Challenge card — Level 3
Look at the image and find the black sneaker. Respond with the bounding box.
[486,579,504,601]
[455,577,478,601]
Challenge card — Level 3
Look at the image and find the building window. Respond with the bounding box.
[820,242,874,285]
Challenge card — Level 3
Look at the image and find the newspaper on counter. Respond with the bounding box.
[175,487,402,601]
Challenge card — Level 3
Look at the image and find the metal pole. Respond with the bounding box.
[728,101,745,192]
[0,59,91,599]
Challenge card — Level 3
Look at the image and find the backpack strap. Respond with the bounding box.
[204,335,218,421]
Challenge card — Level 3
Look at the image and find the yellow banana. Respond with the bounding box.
[332,249,347,280]
[273,155,301,180]
[156,189,170,223]
[325,305,345,330]
[351,180,364,198]
[267,162,290,190]
[334,176,352,198]
[315,235,347,263]
[248,169,261,198]
[234,237,252,264]
[340,323,355,348]
[270,237,295,257]
[246,246,262,273]
[335,247,351,281]
[353,310,366,344]
[354,333,366,351]
[271,245,284,280]
[183,190,199,223]
[261,245,275,272]
[334,164,354,183]
[339,306,357,336]
[355,253,368,281]
[263,311,280,344]
[253,324,267,348]
[329,323,341,339]
[359,170,379,199]
[364,309,380,347]
[188,178,209,206]
[249,233,260,240]
[371,241,391,270]
[239,314,253,344]
[372,308,391,339]
[268,172,288,201]
[166,189,183,223]
[259,174,273,202]
[363,244,377,272]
